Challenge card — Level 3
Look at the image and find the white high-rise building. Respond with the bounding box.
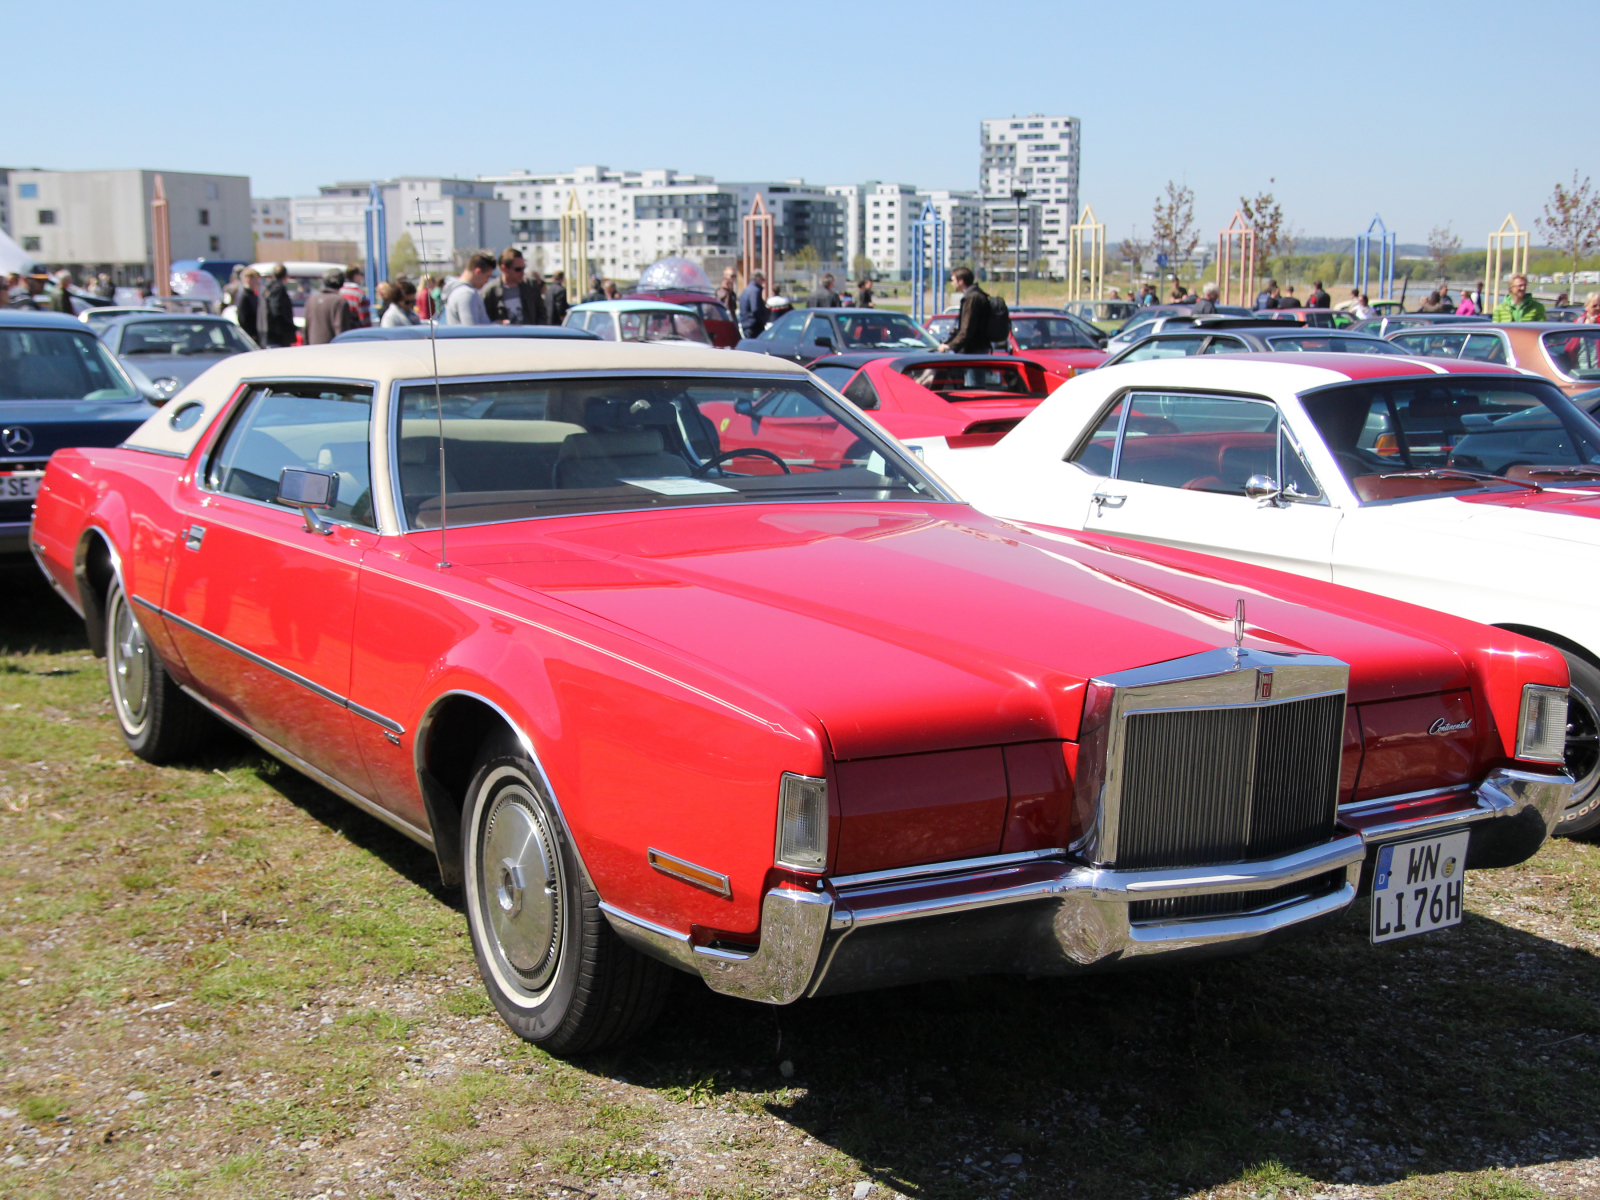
[859,183,918,279]
[916,190,982,278]
[980,114,1080,278]
[826,182,874,278]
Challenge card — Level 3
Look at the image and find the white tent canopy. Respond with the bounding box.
[0,226,36,275]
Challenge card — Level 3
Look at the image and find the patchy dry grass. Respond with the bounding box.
[0,563,1597,1200]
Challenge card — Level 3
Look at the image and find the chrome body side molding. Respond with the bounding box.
[179,684,434,850]
[134,595,405,735]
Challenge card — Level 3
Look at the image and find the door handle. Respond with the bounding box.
[183,524,206,551]
[1091,491,1126,512]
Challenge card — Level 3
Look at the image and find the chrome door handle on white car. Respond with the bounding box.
[1091,491,1126,512]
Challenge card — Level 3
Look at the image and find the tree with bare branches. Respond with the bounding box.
[1150,183,1198,281]
[1239,181,1296,282]
[1537,172,1600,300]
[1426,223,1461,284]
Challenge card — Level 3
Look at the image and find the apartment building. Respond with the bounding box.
[915,190,982,275]
[8,168,251,282]
[291,178,508,272]
[727,181,844,264]
[980,114,1081,278]
[252,197,290,244]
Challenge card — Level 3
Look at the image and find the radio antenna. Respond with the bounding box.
[415,197,449,569]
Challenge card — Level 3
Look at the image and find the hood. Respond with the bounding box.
[1394,487,1600,548]
[447,504,1474,761]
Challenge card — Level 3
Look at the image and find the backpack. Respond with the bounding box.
[985,291,1011,345]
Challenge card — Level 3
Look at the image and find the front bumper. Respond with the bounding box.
[601,767,1572,1004]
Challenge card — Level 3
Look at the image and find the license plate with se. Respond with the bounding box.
[1370,830,1469,944]
[0,472,42,500]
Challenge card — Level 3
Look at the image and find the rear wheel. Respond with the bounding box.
[1556,650,1600,836]
[105,579,210,763]
[461,749,671,1054]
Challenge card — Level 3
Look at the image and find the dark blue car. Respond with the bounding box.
[0,311,154,556]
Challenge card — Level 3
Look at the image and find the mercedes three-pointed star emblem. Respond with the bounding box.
[1,427,34,455]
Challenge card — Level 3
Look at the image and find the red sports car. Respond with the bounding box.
[924,308,1108,382]
[31,339,1573,1054]
[804,352,1051,451]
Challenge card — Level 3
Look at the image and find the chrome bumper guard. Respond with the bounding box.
[600,767,1571,1005]
[1337,767,1573,843]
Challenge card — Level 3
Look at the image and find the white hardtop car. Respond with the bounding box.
[922,352,1600,834]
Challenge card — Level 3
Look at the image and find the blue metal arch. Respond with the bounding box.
[1355,214,1395,302]
[910,200,946,325]
[364,181,389,314]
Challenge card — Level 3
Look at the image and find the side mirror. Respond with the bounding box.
[278,467,339,535]
[734,396,762,433]
[1244,473,1281,504]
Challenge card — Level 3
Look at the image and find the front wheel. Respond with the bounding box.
[461,752,671,1054]
[1556,650,1600,836]
[105,579,211,763]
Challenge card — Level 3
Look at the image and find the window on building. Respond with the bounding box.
[22,236,39,251]
[206,183,220,200]
[18,183,37,199]
[199,209,210,226]
[37,210,55,225]
[209,235,221,252]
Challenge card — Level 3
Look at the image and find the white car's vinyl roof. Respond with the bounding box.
[123,340,807,458]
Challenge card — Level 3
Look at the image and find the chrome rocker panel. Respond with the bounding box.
[599,766,1572,1005]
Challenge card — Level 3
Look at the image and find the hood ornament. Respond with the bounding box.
[1232,598,1246,665]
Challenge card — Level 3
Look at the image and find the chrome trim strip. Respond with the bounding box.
[135,595,405,735]
[1122,883,1356,952]
[1346,767,1574,843]
[30,536,84,617]
[117,445,188,459]
[1337,784,1472,817]
[830,847,1066,890]
[178,684,434,850]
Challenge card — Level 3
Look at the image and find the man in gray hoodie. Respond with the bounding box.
[444,253,495,325]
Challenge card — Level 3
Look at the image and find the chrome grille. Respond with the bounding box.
[1115,693,1344,870]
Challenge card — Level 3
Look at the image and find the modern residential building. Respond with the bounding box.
[980,114,1081,278]
[915,190,982,276]
[728,181,844,264]
[291,177,509,273]
[857,183,919,280]
[252,197,291,244]
[981,197,1044,285]
[8,168,251,283]
[482,166,739,281]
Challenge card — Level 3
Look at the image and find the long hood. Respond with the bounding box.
[1380,488,1600,549]
[446,504,1477,760]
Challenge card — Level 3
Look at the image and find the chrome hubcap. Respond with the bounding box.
[109,590,150,734]
[480,784,561,990]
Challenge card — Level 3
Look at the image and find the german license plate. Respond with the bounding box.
[1370,830,1469,944]
[0,471,42,501]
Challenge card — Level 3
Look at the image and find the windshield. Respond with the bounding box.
[393,374,944,527]
[1544,328,1600,381]
[1264,335,1406,355]
[1301,378,1600,502]
[617,310,709,344]
[835,313,937,350]
[0,328,142,400]
[118,319,255,355]
[902,362,1044,400]
[1011,316,1097,350]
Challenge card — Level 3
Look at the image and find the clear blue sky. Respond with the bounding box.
[11,1,1588,246]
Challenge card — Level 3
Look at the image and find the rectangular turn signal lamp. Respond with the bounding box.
[776,772,828,871]
[1517,684,1569,764]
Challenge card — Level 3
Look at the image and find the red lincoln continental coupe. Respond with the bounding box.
[29,339,1574,1053]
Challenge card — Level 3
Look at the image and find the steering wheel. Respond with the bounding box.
[692,448,792,477]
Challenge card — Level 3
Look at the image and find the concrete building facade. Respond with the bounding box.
[252,197,291,244]
[915,190,982,276]
[8,168,252,282]
[290,177,509,273]
[980,114,1080,278]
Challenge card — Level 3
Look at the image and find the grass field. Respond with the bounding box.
[0,562,1597,1200]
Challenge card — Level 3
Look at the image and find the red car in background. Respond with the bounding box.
[808,352,1053,448]
[623,289,739,347]
[924,308,1107,383]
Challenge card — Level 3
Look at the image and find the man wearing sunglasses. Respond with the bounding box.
[481,248,547,325]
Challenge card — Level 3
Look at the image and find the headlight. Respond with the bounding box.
[1517,684,1569,763]
[151,377,182,401]
[775,772,828,870]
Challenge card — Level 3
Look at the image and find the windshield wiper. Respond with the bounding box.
[1379,467,1542,493]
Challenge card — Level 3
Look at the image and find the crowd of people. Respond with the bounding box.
[730,268,876,339]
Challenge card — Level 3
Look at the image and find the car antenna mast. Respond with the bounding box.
[416,198,449,569]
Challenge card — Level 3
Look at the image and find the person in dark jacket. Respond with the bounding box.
[807,272,841,308]
[1192,281,1219,314]
[1253,279,1279,311]
[258,263,296,347]
[1307,280,1330,308]
[303,268,359,345]
[583,276,605,304]
[234,267,261,343]
[481,249,546,325]
[738,272,769,338]
[937,267,992,353]
[856,278,874,308]
[546,271,570,325]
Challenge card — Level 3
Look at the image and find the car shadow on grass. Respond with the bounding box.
[603,902,1599,1198]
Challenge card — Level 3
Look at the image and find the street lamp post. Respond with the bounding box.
[1011,187,1027,306]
